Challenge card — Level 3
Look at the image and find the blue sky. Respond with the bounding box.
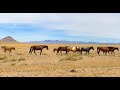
[0,13,120,43]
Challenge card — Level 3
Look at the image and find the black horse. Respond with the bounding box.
[80,46,94,55]
[29,45,48,55]
[108,47,119,54]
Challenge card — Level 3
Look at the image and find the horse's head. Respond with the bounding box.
[13,47,15,50]
[116,47,119,51]
[90,46,94,50]
[45,46,48,50]
[1,46,5,48]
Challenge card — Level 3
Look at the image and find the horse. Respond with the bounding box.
[53,48,58,53]
[1,46,15,53]
[67,46,78,53]
[107,47,119,54]
[29,45,48,55]
[56,46,69,55]
[97,47,110,55]
[80,46,94,55]
[75,47,81,54]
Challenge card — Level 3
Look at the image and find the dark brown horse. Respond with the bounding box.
[97,47,109,55]
[29,45,48,55]
[80,46,94,55]
[1,46,15,53]
[56,46,69,55]
[107,47,119,54]
[53,48,58,53]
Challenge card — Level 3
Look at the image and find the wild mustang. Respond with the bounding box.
[67,46,78,53]
[69,46,81,54]
[107,47,119,54]
[29,45,48,55]
[75,47,81,54]
[56,46,79,55]
[53,48,58,53]
[1,46,15,53]
[80,46,94,55]
[56,46,69,55]
[97,47,109,55]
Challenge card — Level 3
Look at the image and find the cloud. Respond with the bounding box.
[0,13,120,40]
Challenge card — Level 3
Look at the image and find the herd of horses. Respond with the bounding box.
[53,46,119,55]
[0,45,119,55]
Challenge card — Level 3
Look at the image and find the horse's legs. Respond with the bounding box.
[30,49,33,55]
[110,51,112,55]
[88,51,89,54]
[114,52,115,54]
[60,51,62,55]
[65,50,67,55]
[56,51,58,55]
[34,50,37,55]
[103,51,104,54]
[40,50,42,55]
[98,51,100,54]
[9,50,11,54]
[108,51,112,55]
[113,51,115,54]
[4,49,6,53]
[105,51,107,55]
[80,50,82,54]
[56,50,59,55]
[79,51,81,54]
[108,51,110,55]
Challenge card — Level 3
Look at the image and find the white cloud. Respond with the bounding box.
[0,13,120,39]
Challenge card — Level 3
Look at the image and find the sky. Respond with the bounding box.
[0,13,120,43]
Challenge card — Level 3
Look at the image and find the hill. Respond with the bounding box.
[0,36,19,43]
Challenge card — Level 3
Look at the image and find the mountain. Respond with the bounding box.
[26,40,98,44]
[0,36,18,43]
[26,40,120,44]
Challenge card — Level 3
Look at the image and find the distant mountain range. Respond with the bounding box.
[0,36,120,44]
[26,40,120,44]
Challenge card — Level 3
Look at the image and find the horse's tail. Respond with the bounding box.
[29,46,33,53]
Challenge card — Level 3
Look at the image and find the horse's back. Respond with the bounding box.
[58,46,68,51]
[97,47,109,51]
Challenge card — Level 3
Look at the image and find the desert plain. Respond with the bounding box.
[0,43,120,77]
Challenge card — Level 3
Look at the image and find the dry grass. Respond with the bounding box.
[18,57,26,61]
[59,54,83,61]
[11,63,16,66]
[0,56,7,60]
[11,58,17,62]
[0,43,119,77]
[15,52,24,55]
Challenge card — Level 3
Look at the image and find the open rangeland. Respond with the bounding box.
[0,43,120,77]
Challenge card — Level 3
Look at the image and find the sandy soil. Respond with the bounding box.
[0,43,120,77]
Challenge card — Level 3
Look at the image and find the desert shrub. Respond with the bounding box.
[18,57,26,61]
[0,56,7,60]
[11,58,17,62]
[21,63,27,65]
[43,53,48,55]
[11,63,16,66]
[15,52,24,55]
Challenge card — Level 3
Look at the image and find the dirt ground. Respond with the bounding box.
[0,43,120,77]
